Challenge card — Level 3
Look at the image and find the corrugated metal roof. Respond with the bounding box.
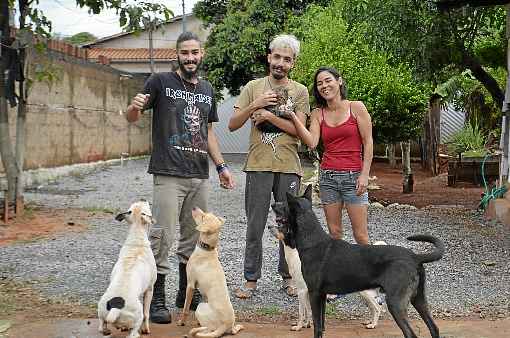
[88,48,177,60]
[215,94,250,154]
[440,104,466,143]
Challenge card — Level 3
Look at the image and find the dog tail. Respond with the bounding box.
[105,296,125,323]
[407,234,445,263]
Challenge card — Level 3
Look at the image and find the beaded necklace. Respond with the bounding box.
[177,72,198,105]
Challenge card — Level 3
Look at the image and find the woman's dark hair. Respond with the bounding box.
[312,66,347,107]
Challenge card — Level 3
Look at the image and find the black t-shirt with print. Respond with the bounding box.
[143,72,218,179]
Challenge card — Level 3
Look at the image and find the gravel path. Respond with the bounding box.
[1,155,509,321]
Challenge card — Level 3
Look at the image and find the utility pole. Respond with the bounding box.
[148,22,155,74]
[182,0,186,32]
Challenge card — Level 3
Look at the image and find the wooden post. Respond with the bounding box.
[500,4,510,185]
[402,140,414,193]
[2,190,7,223]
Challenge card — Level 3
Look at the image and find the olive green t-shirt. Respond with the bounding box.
[235,77,310,176]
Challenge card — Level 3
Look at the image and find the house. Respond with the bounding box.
[84,14,209,50]
[82,14,207,75]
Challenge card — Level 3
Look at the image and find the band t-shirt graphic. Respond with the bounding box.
[143,72,218,179]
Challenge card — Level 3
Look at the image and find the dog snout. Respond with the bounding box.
[115,211,131,222]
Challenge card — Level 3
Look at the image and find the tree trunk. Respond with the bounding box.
[0,1,18,201]
[401,141,414,193]
[388,143,397,168]
[461,52,505,109]
[15,0,29,202]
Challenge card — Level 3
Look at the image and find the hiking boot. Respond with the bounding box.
[175,262,201,311]
[149,273,171,324]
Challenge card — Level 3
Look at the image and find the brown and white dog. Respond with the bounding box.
[178,207,243,337]
[359,240,387,329]
[269,224,312,331]
[270,208,386,331]
[97,200,157,338]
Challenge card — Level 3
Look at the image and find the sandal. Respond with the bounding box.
[326,294,346,302]
[234,283,257,299]
[282,279,298,297]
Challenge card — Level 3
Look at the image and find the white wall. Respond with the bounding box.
[92,16,209,49]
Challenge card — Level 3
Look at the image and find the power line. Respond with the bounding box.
[52,0,119,24]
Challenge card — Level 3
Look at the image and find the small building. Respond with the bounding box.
[82,14,208,75]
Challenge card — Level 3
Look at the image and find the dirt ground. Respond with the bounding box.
[0,205,91,246]
[0,161,494,337]
[369,161,485,209]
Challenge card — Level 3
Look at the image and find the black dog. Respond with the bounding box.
[271,185,445,338]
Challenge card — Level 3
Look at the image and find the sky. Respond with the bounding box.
[33,0,200,39]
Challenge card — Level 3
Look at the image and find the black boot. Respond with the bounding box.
[175,262,201,311]
[149,273,171,324]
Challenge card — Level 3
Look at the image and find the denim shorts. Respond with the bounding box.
[319,169,369,205]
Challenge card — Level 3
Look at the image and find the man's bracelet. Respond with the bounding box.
[216,162,229,174]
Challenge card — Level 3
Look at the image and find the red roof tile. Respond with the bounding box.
[88,48,177,61]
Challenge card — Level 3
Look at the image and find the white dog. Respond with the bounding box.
[268,224,312,331]
[359,240,387,329]
[97,201,157,338]
[178,207,244,338]
[270,222,386,331]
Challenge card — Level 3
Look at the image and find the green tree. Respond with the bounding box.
[339,0,506,117]
[194,0,329,98]
[193,0,229,27]
[0,0,172,203]
[63,32,97,45]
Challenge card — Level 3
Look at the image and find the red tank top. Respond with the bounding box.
[320,104,363,171]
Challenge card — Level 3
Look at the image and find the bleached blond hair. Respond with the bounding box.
[269,34,300,58]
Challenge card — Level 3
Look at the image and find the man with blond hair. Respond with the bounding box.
[229,34,310,299]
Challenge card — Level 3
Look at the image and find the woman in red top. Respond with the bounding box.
[288,67,373,244]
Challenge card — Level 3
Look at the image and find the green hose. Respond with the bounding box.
[478,154,507,211]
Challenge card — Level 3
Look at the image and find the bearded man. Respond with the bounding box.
[126,31,234,323]
[228,34,310,299]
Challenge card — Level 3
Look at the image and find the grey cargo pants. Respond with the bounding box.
[243,171,300,281]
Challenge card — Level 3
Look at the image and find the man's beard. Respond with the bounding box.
[270,65,288,80]
[178,57,202,80]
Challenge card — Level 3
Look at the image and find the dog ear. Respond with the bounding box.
[218,216,225,225]
[141,213,155,225]
[303,184,313,201]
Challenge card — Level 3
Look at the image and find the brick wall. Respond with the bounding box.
[0,48,150,173]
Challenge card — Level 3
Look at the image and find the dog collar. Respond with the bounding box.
[197,240,215,251]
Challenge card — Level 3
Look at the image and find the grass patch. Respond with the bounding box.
[254,305,282,316]
[84,206,118,214]
[20,202,41,219]
[325,303,338,317]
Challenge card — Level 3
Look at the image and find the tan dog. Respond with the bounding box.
[178,207,243,337]
[97,201,157,338]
